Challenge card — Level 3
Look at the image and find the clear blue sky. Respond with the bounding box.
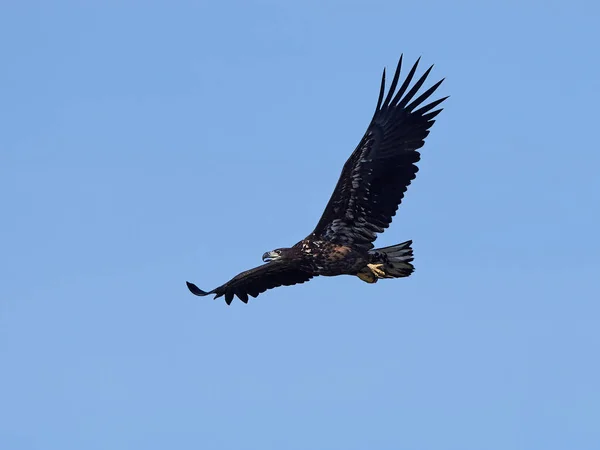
[1,1,599,449]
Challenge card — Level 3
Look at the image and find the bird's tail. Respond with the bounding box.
[356,240,414,283]
[371,239,415,278]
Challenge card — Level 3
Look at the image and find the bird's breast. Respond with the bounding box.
[301,240,366,276]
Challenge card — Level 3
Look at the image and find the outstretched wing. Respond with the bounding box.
[186,261,314,305]
[312,55,447,251]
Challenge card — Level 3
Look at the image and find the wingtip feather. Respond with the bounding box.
[186,281,211,296]
[381,55,403,109]
[375,67,386,111]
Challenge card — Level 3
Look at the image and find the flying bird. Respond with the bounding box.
[187,55,447,304]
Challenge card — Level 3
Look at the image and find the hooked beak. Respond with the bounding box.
[262,251,279,263]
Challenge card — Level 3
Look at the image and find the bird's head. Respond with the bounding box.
[262,248,289,263]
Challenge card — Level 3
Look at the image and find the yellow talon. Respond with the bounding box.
[367,263,387,278]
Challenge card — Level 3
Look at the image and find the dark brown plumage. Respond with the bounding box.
[187,55,447,304]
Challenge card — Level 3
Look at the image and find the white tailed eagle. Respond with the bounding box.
[187,55,447,304]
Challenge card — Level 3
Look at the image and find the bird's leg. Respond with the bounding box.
[357,270,378,283]
[367,263,387,278]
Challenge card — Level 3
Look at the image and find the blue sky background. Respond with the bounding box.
[1,1,599,449]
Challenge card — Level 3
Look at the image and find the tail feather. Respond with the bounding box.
[370,240,415,279]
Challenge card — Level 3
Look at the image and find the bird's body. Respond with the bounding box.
[286,238,414,281]
[187,55,447,304]
[292,239,365,276]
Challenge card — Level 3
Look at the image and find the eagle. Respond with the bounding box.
[187,55,447,304]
